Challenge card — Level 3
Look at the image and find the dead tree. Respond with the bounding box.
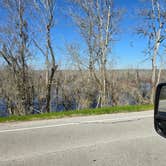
[69,0,121,107]
[137,0,166,104]
[0,0,34,115]
[33,0,58,113]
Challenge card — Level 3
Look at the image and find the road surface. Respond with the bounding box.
[0,110,166,166]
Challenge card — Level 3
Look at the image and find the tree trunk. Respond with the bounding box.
[150,29,161,104]
[45,68,55,113]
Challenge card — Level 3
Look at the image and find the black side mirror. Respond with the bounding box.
[154,83,166,138]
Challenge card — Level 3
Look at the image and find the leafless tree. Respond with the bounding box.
[69,0,122,107]
[33,0,58,113]
[0,0,34,115]
[137,0,166,104]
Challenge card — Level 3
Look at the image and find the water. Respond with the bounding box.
[0,100,8,117]
[0,99,77,117]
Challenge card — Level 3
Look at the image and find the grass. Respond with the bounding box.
[0,104,154,123]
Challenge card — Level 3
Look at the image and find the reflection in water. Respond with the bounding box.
[0,99,77,117]
[159,100,166,112]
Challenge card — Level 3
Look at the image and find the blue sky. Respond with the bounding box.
[46,0,152,69]
[0,0,158,69]
[113,0,151,69]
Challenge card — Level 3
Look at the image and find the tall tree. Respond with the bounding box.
[33,0,58,113]
[137,0,166,104]
[0,0,34,115]
[69,0,121,107]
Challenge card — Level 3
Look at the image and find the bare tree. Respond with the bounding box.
[33,0,58,113]
[0,0,34,115]
[137,0,166,104]
[69,0,121,107]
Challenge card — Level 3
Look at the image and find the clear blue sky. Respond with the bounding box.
[113,0,151,69]
[45,0,152,69]
[0,0,156,69]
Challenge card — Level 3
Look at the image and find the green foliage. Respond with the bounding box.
[0,104,153,123]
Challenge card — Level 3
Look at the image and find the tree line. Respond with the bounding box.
[0,0,166,115]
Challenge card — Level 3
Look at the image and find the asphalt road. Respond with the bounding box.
[0,111,166,166]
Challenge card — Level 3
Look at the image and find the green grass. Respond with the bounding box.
[0,104,154,123]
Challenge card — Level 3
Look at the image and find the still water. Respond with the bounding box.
[0,99,77,117]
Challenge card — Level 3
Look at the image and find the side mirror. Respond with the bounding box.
[154,83,166,138]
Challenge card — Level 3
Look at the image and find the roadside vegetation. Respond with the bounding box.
[0,104,153,123]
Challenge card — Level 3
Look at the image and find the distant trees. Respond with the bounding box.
[66,43,98,109]
[136,0,166,104]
